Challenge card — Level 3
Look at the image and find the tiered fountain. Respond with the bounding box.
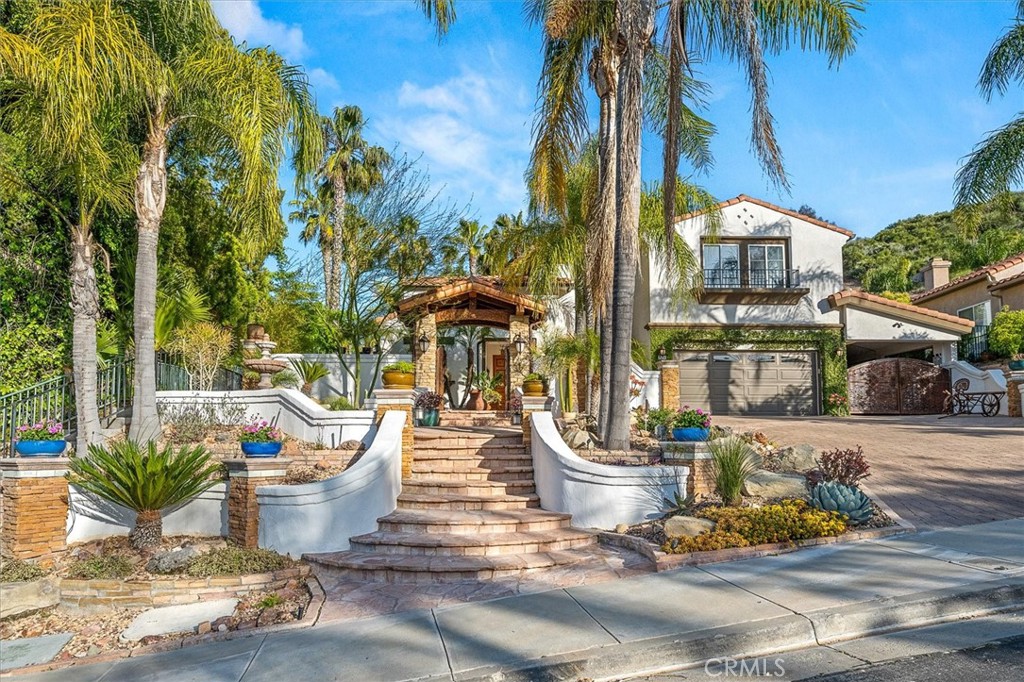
[242,325,287,389]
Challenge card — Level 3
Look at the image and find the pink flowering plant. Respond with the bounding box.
[672,406,712,429]
[15,419,65,441]
[238,419,282,443]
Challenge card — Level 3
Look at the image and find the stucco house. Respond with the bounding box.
[912,253,1024,359]
[637,195,974,416]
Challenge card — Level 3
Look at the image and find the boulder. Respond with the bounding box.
[663,515,716,538]
[565,429,595,449]
[743,470,808,499]
[777,444,818,473]
[614,523,629,534]
[340,440,362,451]
[146,547,199,574]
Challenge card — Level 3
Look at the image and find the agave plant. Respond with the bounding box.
[292,359,330,396]
[810,482,874,525]
[709,437,759,506]
[67,441,222,550]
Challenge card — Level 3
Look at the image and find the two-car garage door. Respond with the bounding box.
[676,351,819,416]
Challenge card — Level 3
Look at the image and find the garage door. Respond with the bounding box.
[677,351,819,416]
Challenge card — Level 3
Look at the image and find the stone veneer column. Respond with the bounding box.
[508,315,532,390]
[661,443,713,497]
[413,313,437,390]
[371,388,416,479]
[1004,370,1024,418]
[520,395,552,448]
[659,360,679,411]
[225,458,290,548]
[0,457,69,564]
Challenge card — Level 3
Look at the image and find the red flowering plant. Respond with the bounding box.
[15,419,65,441]
[238,419,282,443]
[671,406,712,429]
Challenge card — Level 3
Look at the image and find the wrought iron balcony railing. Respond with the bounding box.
[958,324,990,362]
[703,268,802,289]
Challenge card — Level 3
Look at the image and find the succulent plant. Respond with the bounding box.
[809,482,874,525]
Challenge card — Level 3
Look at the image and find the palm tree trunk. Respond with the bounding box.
[70,226,102,455]
[320,239,333,308]
[606,0,655,451]
[129,118,169,444]
[330,172,347,310]
[573,290,587,414]
[129,509,162,550]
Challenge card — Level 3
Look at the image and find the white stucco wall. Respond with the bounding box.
[273,353,409,405]
[531,412,687,529]
[67,484,227,543]
[156,389,375,448]
[841,306,961,361]
[256,411,405,557]
[646,200,848,327]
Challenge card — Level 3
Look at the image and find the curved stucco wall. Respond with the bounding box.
[945,360,1009,415]
[256,411,405,557]
[67,484,227,543]
[156,389,375,448]
[531,412,688,530]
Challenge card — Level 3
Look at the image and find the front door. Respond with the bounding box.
[492,354,507,409]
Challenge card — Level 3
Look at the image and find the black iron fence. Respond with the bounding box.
[156,354,243,391]
[703,268,802,289]
[958,325,990,361]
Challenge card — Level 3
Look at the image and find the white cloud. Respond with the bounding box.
[309,67,340,92]
[211,0,309,62]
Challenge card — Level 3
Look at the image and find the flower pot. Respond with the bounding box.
[246,323,265,340]
[522,380,545,397]
[511,413,522,426]
[382,370,415,389]
[653,425,668,440]
[421,408,440,427]
[1009,359,1024,371]
[469,389,485,410]
[14,440,66,457]
[240,441,282,458]
[672,427,709,442]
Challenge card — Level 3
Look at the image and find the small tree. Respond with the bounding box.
[988,306,1024,359]
[67,441,221,550]
[168,322,234,391]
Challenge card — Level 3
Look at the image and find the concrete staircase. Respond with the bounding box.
[437,410,513,428]
[305,426,598,583]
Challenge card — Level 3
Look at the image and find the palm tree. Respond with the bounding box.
[289,184,335,305]
[0,1,149,453]
[955,1,1024,207]
[441,219,491,276]
[118,1,323,443]
[321,105,391,308]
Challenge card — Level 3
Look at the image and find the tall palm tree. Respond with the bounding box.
[321,105,391,309]
[289,184,334,304]
[956,1,1024,207]
[0,1,149,453]
[441,219,491,276]
[117,1,323,443]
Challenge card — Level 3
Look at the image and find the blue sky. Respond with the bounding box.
[211,0,1023,263]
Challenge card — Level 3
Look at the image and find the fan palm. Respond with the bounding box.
[292,358,330,396]
[68,441,222,550]
[441,219,491,276]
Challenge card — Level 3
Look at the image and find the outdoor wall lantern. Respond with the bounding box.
[657,347,667,362]
[417,333,430,354]
[513,334,527,354]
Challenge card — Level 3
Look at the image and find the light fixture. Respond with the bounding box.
[417,333,430,354]
[657,347,667,361]
[513,334,526,354]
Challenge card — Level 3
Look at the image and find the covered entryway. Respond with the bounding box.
[847,358,950,414]
[676,350,819,416]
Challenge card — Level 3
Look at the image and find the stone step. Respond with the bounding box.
[412,447,530,460]
[397,492,540,511]
[348,528,596,556]
[377,509,573,535]
[408,466,535,483]
[304,548,596,583]
[402,479,535,497]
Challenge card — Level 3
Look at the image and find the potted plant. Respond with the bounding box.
[414,391,443,427]
[381,361,415,389]
[239,419,283,457]
[508,394,523,425]
[522,372,546,397]
[473,371,504,410]
[671,406,712,442]
[13,419,66,456]
[988,306,1024,370]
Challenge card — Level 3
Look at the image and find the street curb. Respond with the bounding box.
[452,576,1024,682]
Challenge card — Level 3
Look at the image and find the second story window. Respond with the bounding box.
[748,244,786,287]
[703,244,740,287]
[703,241,792,289]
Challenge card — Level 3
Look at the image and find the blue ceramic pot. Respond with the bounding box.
[14,440,67,456]
[672,427,710,442]
[240,441,282,458]
[421,409,440,427]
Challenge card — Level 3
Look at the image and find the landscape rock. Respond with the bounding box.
[614,523,629,534]
[664,516,716,538]
[565,429,595,449]
[777,444,818,473]
[743,470,808,499]
[146,547,199,574]
[340,440,361,451]
[120,599,238,643]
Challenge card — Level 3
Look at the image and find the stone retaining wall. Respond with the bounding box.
[59,564,311,611]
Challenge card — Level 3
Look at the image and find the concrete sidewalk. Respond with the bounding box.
[4,519,1024,682]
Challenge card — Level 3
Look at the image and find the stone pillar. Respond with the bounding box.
[226,458,290,549]
[508,315,532,391]
[0,457,69,565]
[659,360,679,411]
[1004,370,1024,418]
[413,313,437,391]
[661,443,714,497]
[520,395,551,447]
[371,388,416,479]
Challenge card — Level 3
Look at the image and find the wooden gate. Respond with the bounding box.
[847,358,950,415]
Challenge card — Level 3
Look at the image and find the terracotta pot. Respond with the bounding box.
[469,389,485,410]
[246,323,265,340]
[382,371,415,389]
[522,380,545,397]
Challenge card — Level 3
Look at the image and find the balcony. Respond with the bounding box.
[958,324,990,362]
[698,268,809,304]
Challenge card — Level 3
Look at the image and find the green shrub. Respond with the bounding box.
[988,306,1024,358]
[0,558,48,583]
[0,321,66,393]
[271,369,300,389]
[67,555,134,580]
[185,547,291,577]
[257,593,284,609]
[708,437,759,506]
[328,396,357,411]
[382,361,414,373]
[637,407,674,431]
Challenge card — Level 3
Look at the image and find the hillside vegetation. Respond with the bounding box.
[843,194,1024,293]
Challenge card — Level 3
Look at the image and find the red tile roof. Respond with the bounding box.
[827,289,974,331]
[674,194,855,238]
[989,268,1024,291]
[911,252,1024,303]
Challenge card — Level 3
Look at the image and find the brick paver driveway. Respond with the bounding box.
[716,415,1023,531]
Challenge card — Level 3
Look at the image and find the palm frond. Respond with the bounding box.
[955,113,1024,207]
[980,21,1024,100]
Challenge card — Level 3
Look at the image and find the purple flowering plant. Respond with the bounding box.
[414,391,443,410]
[672,406,712,429]
[15,419,65,441]
[238,419,282,443]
